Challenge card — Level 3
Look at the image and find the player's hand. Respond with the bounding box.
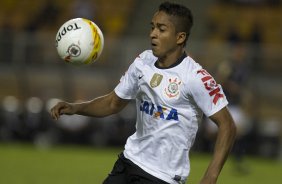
[50,101,77,120]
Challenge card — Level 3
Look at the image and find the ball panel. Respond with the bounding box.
[82,18,104,65]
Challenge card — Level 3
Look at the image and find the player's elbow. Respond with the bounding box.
[229,120,237,140]
[109,92,129,114]
[217,115,237,141]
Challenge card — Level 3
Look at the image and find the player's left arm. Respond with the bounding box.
[200,106,236,184]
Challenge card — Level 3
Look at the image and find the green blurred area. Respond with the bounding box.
[0,143,281,184]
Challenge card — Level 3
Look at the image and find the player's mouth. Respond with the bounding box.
[151,42,158,48]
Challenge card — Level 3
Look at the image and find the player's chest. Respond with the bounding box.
[137,67,186,102]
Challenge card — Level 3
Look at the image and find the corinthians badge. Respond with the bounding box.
[165,78,182,98]
[150,73,163,88]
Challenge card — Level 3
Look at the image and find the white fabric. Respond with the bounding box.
[114,50,228,183]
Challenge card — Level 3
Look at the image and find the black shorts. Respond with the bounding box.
[103,152,169,184]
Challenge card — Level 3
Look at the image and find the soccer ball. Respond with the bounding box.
[55,18,104,65]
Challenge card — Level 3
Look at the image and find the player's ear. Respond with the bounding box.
[176,32,186,45]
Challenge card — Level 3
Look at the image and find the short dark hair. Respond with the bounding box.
[159,1,193,44]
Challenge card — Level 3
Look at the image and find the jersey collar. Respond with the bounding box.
[154,52,187,69]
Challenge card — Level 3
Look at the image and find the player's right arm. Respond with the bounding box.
[51,52,144,120]
[50,91,129,120]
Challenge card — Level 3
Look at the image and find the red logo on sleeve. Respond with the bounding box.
[197,69,224,104]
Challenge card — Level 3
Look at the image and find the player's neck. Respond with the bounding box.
[157,48,185,68]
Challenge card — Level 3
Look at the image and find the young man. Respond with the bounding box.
[51,2,236,184]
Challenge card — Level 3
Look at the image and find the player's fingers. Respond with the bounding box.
[58,102,71,115]
[59,107,68,115]
[50,106,59,120]
[50,102,65,120]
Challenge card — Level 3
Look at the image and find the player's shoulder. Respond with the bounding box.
[182,55,203,75]
[138,50,156,60]
[133,50,157,65]
[184,56,219,90]
[182,55,218,89]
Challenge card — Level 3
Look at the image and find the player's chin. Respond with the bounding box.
[151,48,161,57]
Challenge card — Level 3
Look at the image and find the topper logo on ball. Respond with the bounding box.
[55,23,81,47]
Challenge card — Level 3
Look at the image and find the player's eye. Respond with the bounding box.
[158,25,166,32]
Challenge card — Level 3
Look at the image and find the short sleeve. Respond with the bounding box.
[114,60,139,100]
[188,68,228,117]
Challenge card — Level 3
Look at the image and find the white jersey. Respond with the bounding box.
[114,50,228,183]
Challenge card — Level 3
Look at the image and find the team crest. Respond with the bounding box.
[150,73,163,88]
[165,78,181,98]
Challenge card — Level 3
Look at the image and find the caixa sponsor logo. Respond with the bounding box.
[140,100,179,121]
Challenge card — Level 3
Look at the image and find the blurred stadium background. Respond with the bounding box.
[0,0,281,183]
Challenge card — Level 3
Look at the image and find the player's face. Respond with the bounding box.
[150,11,179,58]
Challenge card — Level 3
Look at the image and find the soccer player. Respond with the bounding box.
[50,2,236,184]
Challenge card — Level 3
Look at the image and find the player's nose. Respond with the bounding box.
[150,28,157,39]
